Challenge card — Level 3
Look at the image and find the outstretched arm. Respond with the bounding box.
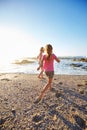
[56,58,60,63]
[54,54,60,63]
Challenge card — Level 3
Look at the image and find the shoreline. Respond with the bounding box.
[0,72,87,75]
[0,73,87,129]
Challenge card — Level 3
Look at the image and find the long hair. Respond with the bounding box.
[45,44,53,60]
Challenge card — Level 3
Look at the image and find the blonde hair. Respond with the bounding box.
[45,44,53,60]
[40,47,44,52]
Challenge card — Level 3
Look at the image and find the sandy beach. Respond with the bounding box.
[0,73,87,130]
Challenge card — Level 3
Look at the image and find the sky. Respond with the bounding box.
[0,0,87,63]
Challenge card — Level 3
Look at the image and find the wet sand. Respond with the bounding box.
[0,73,87,130]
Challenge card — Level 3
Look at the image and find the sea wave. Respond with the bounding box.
[0,56,87,75]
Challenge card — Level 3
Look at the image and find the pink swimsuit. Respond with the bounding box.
[42,53,58,72]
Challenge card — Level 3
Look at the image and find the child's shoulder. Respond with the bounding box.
[52,53,55,56]
[52,53,57,58]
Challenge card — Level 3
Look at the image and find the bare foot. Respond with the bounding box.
[38,76,44,79]
[34,97,42,104]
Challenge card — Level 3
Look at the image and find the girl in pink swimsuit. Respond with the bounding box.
[35,44,60,103]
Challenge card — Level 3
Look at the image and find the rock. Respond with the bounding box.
[50,88,56,93]
[85,83,87,85]
[79,89,84,94]
[74,115,86,129]
[59,82,63,85]
[70,63,82,67]
[73,58,87,62]
[79,58,87,62]
[11,109,16,117]
[32,114,43,123]
[77,84,84,86]
[82,66,87,70]
[55,92,62,98]
[0,118,6,125]
[13,59,35,64]
[1,78,10,81]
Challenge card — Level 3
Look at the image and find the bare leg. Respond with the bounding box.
[38,77,53,99]
[38,70,44,79]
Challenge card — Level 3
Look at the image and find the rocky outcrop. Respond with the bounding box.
[13,58,36,64]
[70,63,87,70]
[73,58,87,62]
[70,63,83,67]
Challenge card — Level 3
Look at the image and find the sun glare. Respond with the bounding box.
[0,25,38,65]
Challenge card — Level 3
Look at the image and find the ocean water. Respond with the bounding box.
[0,56,87,75]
